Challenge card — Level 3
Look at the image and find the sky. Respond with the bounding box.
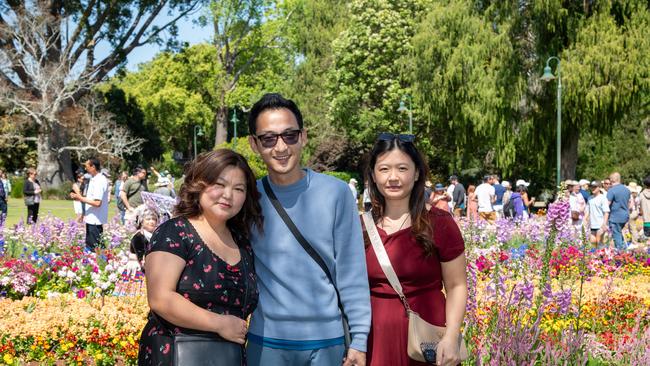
[118,8,214,72]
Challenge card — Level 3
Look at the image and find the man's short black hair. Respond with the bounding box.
[644,175,650,188]
[483,175,490,182]
[133,165,145,175]
[248,93,303,135]
[87,157,101,171]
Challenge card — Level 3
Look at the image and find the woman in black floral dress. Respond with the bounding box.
[138,149,263,366]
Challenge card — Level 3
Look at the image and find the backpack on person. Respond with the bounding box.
[503,197,515,218]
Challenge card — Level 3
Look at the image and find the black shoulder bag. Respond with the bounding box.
[262,177,352,353]
[170,244,251,366]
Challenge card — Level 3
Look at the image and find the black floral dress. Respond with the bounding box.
[138,217,258,366]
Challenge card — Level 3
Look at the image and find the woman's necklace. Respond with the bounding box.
[381,213,411,233]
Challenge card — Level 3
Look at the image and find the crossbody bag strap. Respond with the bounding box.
[261,177,350,338]
[361,211,411,312]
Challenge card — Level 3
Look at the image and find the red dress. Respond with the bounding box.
[364,208,465,366]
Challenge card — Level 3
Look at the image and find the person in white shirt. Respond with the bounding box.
[583,181,610,246]
[348,178,359,203]
[70,158,109,250]
[475,175,496,224]
[567,180,586,234]
[446,180,456,212]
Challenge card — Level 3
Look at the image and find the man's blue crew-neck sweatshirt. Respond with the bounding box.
[248,169,371,352]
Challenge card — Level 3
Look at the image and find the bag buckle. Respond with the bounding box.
[420,342,437,364]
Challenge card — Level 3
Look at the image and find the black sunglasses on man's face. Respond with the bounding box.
[255,129,302,148]
[377,132,415,143]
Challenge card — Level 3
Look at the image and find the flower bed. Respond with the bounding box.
[1,202,650,365]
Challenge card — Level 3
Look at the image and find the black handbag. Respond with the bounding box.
[262,177,352,353]
[173,333,243,366]
[171,243,250,366]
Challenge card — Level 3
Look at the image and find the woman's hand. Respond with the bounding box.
[436,334,460,366]
[214,314,248,344]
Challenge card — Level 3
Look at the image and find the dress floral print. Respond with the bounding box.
[138,217,258,366]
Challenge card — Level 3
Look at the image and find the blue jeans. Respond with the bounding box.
[609,221,627,250]
[246,341,345,366]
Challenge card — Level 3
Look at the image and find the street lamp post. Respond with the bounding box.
[231,110,239,151]
[193,125,204,160]
[541,56,562,188]
[397,95,413,134]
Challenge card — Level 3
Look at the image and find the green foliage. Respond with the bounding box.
[578,118,650,183]
[112,44,218,157]
[99,85,164,165]
[282,0,350,163]
[407,0,650,185]
[322,171,359,184]
[411,0,521,172]
[10,177,23,199]
[216,137,268,178]
[329,0,430,145]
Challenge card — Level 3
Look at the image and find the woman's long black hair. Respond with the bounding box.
[364,137,435,256]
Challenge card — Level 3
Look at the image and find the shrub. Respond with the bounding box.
[10,177,23,198]
[322,171,360,184]
[42,181,73,200]
[216,137,268,178]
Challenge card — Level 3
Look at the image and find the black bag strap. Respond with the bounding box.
[262,177,351,347]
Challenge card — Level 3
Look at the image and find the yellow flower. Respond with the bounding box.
[95,351,104,360]
[61,344,69,352]
[3,353,14,365]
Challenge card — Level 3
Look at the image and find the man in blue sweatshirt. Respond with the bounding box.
[246,93,371,365]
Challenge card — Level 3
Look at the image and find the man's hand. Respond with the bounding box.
[342,349,366,366]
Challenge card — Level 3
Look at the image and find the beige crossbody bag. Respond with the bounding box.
[362,212,468,364]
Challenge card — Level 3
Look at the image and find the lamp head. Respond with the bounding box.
[397,100,408,113]
[196,126,204,136]
[231,113,238,123]
[541,65,556,82]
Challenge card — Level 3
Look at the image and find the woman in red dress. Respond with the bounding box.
[363,133,467,366]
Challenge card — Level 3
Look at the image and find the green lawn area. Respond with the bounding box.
[2,198,118,227]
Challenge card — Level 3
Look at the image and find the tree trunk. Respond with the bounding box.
[561,125,579,180]
[214,104,228,147]
[37,124,72,189]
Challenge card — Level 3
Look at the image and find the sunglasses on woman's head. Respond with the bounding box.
[255,129,302,148]
[377,132,415,143]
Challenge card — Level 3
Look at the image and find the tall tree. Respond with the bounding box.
[409,0,650,182]
[328,0,430,148]
[0,0,203,188]
[207,0,294,146]
[282,0,351,167]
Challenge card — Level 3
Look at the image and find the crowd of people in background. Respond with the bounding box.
[352,171,650,251]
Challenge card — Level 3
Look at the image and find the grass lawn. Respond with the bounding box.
[2,198,118,227]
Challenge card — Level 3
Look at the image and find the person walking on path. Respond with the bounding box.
[606,172,630,250]
[450,175,466,217]
[114,171,128,223]
[349,178,359,203]
[362,133,467,366]
[584,181,610,247]
[23,167,42,224]
[639,176,650,242]
[71,158,109,251]
[466,185,478,222]
[567,180,586,234]
[71,169,86,223]
[475,176,496,224]
[492,175,506,219]
[120,166,148,224]
[245,93,370,366]
[0,171,6,223]
[430,183,452,212]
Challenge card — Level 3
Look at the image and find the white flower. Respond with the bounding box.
[108,273,118,283]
